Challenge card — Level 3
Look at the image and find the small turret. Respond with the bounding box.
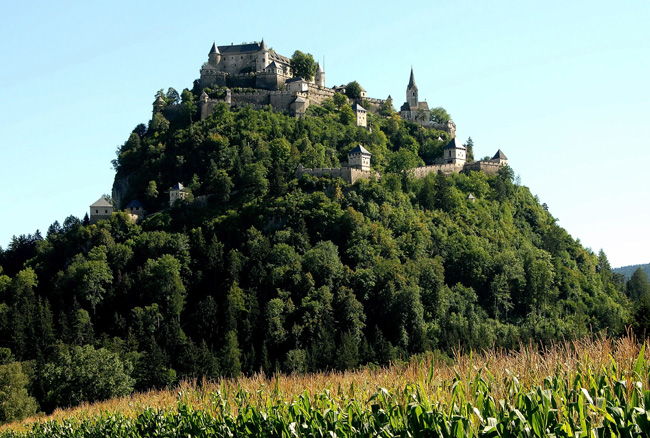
[492,149,508,166]
[200,90,209,103]
[153,95,166,113]
[315,62,325,87]
[208,42,221,66]
[260,39,267,50]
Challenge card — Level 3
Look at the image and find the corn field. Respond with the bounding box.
[2,333,650,437]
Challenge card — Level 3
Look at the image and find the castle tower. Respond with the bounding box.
[257,39,269,70]
[208,42,221,66]
[443,138,466,166]
[315,62,325,87]
[169,183,188,206]
[352,102,367,128]
[89,197,113,225]
[407,67,418,108]
[348,145,371,171]
[492,149,508,166]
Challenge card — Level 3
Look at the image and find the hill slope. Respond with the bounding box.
[0,87,631,416]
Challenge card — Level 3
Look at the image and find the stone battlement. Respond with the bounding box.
[296,164,379,185]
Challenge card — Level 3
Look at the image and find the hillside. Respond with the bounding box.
[0,82,634,420]
[614,263,650,280]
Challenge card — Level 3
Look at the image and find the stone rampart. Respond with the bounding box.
[230,92,271,107]
[410,163,464,178]
[227,73,256,88]
[296,165,378,184]
[462,160,503,175]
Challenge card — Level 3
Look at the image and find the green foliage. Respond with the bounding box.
[42,345,134,409]
[290,50,318,81]
[0,362,38,425]
[345,81,363,99]
[0,103,632,414]
[627,267,650,301]
[430,106,451,124]
[332,93,348,109]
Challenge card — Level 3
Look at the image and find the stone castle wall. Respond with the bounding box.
[462,160,504,175]
[410,163,464,178]
[296,166,378,184]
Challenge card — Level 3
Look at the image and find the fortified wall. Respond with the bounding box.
[296,164,379,184]
[198,84,385,120]
[409,163,465,178]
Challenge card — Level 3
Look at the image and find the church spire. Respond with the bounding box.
[407,67,419,108]
[408,66,417,89]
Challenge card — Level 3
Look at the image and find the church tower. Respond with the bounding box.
[208,42,221,66]
[407,67,418,108]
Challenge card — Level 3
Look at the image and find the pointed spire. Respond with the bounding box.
[408,66,416,89]
[260,38,267,50]
[209,42,219,54]
[316,62,324,73]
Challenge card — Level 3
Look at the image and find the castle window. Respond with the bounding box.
[105,210,108,214]
[95,210,98,214]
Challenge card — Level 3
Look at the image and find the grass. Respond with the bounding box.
[2,332,649,436]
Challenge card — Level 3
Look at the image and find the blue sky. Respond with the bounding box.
[1,0,648,267]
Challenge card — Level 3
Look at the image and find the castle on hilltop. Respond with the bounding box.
[95,39,511,221]
[195,40,399,124]
[200,40,324,90]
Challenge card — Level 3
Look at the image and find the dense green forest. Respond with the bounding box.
[0,85,643,423]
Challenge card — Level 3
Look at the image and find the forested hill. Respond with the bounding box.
[614,263,650,280]
[0,86,636,420]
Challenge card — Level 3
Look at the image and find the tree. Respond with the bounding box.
[142,255,186,320]
[387,149,420,179]
[145,180,159,202]
[59,247,113,315]
[206,164,233,202]
[627,267,650,301]
[345,81,363,100]
[42,345,134,410]
[430,107,451,124]
[220,330,241,377]
[166,87,180,105]
[333,93,348,109]
[150,113,170,132]
[290,50,318,81]
[465,136,474,162]
[180,89,196,124]
[379,99,395,116]
[0,362,38,424]
[339,104,356,125]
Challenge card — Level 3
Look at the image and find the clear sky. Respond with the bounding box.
[0,0,648,268]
